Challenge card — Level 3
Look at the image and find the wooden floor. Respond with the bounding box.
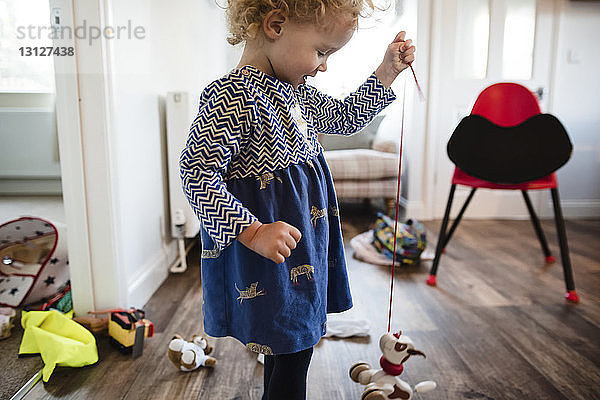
[26,209,600,400]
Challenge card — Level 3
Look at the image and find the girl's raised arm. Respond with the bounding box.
[303,74,396,136]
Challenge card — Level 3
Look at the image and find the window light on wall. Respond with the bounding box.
[309,0,413,99]
[0,0,55,93]
[455,0,490,80]
[502,0,536,80]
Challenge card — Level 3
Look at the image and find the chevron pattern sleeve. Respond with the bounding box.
[180,78,257,249]
[305,73,396,136]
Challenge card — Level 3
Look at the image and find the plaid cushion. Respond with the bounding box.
[372,139,398,154]
[333,178,398,198]
[324,149,399,180]
[318,116,385,151]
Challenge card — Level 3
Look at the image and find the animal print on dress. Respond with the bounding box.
[235,282,265,304]
[290,264,314,285]
[257,172,282,189]
[310,206,327,227]
[201,247,221,259]
[246,342,273,355]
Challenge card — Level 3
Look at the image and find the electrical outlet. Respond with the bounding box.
[567,49,581,64]
[51,8,62,28]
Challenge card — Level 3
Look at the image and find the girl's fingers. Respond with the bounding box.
[288,226,302,243]
[392,30,406,43]
[279,244,292,258]
[275,239,291,261]
[403,46,416,55]
[401,51,415,62]
[400,46,416,64]
[284,233,298,250]
[274,253,285,264]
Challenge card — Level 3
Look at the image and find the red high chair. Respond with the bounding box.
[426,83,579,303]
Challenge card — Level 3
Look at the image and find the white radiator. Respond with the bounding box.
[165,92,201,241]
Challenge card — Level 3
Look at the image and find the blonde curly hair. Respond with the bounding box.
[225,0,376,45]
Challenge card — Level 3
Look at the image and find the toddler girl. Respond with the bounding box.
[180,1,415,398]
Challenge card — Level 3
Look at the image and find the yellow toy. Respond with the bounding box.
[89,308,154,354]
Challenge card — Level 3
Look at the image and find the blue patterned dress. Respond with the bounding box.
[180,65,395,355]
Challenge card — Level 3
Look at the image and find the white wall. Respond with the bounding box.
[106,0,234,307]
[548,0,600,217]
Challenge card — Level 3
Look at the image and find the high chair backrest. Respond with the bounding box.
[447,82,572,187]
[471,83,540,127]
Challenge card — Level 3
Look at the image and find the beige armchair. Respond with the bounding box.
[320,116,400,216]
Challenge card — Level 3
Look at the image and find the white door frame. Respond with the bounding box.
[52,0,126,315]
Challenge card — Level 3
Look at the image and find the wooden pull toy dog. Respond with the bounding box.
[349,331,436,400]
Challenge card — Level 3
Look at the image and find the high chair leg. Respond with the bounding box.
[522,190,554,262]
[428,184,457,286]
[441,187,476,249]
[550,188,579,303]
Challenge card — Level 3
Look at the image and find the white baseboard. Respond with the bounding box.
[127,240,179,308]
[412,196,600,221]
[551,199,600,219]
[403,198,428,220]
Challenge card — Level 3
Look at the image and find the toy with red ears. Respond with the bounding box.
[349,331,436,400]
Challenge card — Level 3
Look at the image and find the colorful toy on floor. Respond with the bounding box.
[89,308,154,354]
[349,332,436,400]
[372,213,426,265]
[38,282,72,313]
[167,334,217,371]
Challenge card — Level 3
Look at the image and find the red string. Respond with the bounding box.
[387,78,406,333]
[409,64,425,101]
[386,61,422,332]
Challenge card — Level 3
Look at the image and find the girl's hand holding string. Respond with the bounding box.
[374,30,416,88]
[238,220,302,264]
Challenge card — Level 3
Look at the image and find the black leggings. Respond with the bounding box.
[262,347,314,400]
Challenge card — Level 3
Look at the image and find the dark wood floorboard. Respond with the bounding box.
[25,208,600,400]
